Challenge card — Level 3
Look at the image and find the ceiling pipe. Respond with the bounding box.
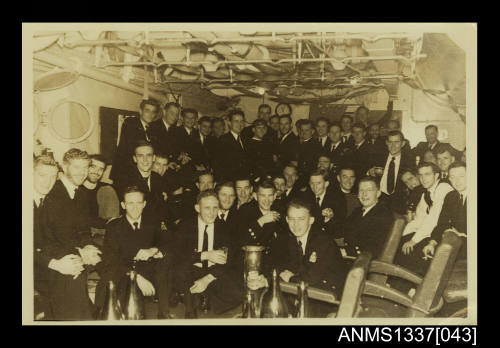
[33,51,167,102]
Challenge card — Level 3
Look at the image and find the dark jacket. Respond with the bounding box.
[277,132,300,168]
[246,137,276,179]
[302,186,347,237]
[214,132,250,181]
[149,119,181,162]
[276,224,348,295]
[342,202,394,260]
[370,150,417,195]
[343,140,372,178]
[297,137,322,176]
[34,200,52,293]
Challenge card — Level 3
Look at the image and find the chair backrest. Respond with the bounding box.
[368,215,406,284]
[337,252,372,318]
[96,185,120,220]
[406,230,463,317]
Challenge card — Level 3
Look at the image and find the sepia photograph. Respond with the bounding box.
[22,23,477,326]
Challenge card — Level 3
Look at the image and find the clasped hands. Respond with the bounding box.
[77,244,102,266]
[201,249,227,265]
[48,254,85,279]
[322,208,334,223]
[258,211,280,226]
[134,247,163,262]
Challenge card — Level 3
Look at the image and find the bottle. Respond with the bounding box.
[260,269,289,318]
[100,280,125,320]
[241,291,256,318]
[296,281,310,318]
[124,269,144,320]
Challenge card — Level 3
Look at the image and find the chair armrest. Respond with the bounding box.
[369,260,423,285]
[280,281,339,305]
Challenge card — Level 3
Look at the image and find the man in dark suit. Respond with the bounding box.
[194,116,218,170]
[436,145,456,184]
[278,198,348,301]
[211,117,226,139]
[235,176,255,210]
[315,117,331,150]
[327,123,350,173]
[110,99,160,183]
[281,163,304,206]
[423,161,467,260]
[335,167,361,218]
[366,123,387,158]
[297,120,322,184]
[277,114,300,170]
[33,154,60,320]
[175,190,243,317]
[303,169,347,238]
[175,108,202,167]
[246,119,276,179]
[272,174,287,202]
[340,115,356,148]
[316,153,337,184]
[213,109,250,182]
[413,125,442,159]
[368,130,416,207]
[114,141,166,223]
[240,104,277,143]
[42,149,102,320]
[341,176,394,260]
[96,186,174,318]
[343,122,372,180]
[149,102,184,166]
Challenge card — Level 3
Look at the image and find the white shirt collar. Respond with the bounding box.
[319,135,327,145]
[303,137,313,143]
[184,126,192,135]
[459,191,467,201]
[362,203,377,216]
[230,130,240,141]
[34,191,45,207]
[83,180,97,190]
[281,131,293,141]
[60,174,79,199]
[316,190,327,206]
[340,187,351,194]
[342,132,351,137]
[251,136,263,141]
[331,140,341,149]
[126,215,142,230]
[218,209,229,220]
[162,118,171,131]
[355,139,365,148]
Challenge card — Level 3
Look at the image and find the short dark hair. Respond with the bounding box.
[258,104,271,112]
[253,119,267,128]
[299,119,314,129]
[122,185,145,202]
[215,181,235,195]
[315,117,330,127]
[417,161,441,174]
[196,170,214,183]
[338,166,356,176]
[256,179,276,193]
[34,154,58,170]
[287,198,313,215]
[139,98,160,111]
[352,122,366,132]
[62,148,89,165]
[358,176,380,190]
[272,174,286,182]
[387,130,405,141]
[435,144,454,157]
[198,116,212,125]
[134,140,154,154]
[425,124,438,132]
[212,117,225,125]
[164,102,181,111]
[340,115,353,123]
[279,114,292,124]
[90,154,107,166]
[295,119,306,128]
[448,161,466,171]
[400,168,417,177]
[283,162,298,173]
[269,114,279,122]
[228,109,245,121]
[329,122,342,131]
[235,175,252,185]
[181,108,198,119]
[196,189,218,205]
[155,151,168,160]
[309,168,328,181]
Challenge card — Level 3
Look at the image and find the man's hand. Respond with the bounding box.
[322,208,334,223]
[257,211,280,227]
[134,248,159,261]
[280,270,295,283]
[201,250,227,265]
[136,273,155,296]
[77,245,102,265]
[422,240,438,259]
[172,187,183,196]
[194,164,206,171]
[247,274,268,290]
[178,152,192,165]
[167,162,180,171]
[162,192,168,201]
[402,240,417,255]
[48,254,85,279]
[190,274,215,294]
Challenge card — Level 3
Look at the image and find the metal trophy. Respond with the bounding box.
[100,280,125,320]
[124,269,145,320]
[241,245,265,318]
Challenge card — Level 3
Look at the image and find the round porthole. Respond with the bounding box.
[48,99,94,143]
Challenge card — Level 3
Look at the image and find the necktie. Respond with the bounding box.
[144,176,150,191]
[220,212,226,222]
[361,207,366,217]
[39,197,44,208]
[133,222,139,231]
[387,157,396,194]
[145,124,151,141]
[459,193,464,207]
[237,135,244,150]
[424,190,433,214]
[201,135,204,145]
[297,240,304,257]
[442,172,447,179]
[316,196,321,208]
[202,224,209,269]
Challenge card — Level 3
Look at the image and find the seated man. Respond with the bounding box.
[393,162,453,281]
[182,170,216,220]
[341,177,394,259]
[282,163,304,206]
[96,186,174,319]
[336,167,361,218]
[278,198,348,306]
[175,190,243,317]
[235,176,255,210]
[423,161,467,261]
[317,153,337,183]
[436,145,456,183]
[400,168,426,218]
[272,174,287,202]
[303,169,347,237]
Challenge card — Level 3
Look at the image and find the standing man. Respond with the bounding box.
[240,104,276,142]
[413,125,441,158]
[33,155,60,320]
[177,108,201,167]
[343,122,371,180]
[214,109,250,182]
[194,115,218,170]
[111,99,160,183]
[366,123,387,158]
[315,117,331,149]
[327,123,349,173]
[354,106,370,126]
[246,119,276,179]
[340,115,355,148]
[149,102,184,166]
[277,114,300,170]
[211,117,226,139]
[297,120,322,183]
[43,149,102,320]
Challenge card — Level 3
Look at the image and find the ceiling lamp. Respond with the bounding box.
[257,87,266,95]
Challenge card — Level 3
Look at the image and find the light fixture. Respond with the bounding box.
[257,87,266,95]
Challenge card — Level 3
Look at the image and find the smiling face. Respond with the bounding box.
[235,179,253,204]
[352,126,366,145]
[197,174,215,192]
[286,206,314,238]
[279,117,292,136]
[133,145,155,173]
[368,124,380,140]
[217,186,236,210]
[273,177,286,197]
[230,114,245,134]
[340,117,353,133]
[199,120,212,137]
[401,171,420,190]
[337,169,356,192]
[449,166,466,193]
[152,157,168,176]
[300,123,314,141]
[269,116,280,132]
[183,112,197,129]
[140,104,158,124]
[256,187,275,211]
[195,195,219,224]
[283,166,298,189]
[34,164,58,196]
[87,159,106,184]
[425,127,439,145]
[253,124,267,139]
[328,125,342,144]
[358,180,381,208]
[317,156,332,171]
[418,165,439,189]
[63,158,89,186]
[164,105,180,126]
[121,191,146,221]
[309,174,329,197]
[386,134,405,156]
[316,120,329,137]
[437,150,455,172]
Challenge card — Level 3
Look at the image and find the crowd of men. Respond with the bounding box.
[32,99,468,320]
